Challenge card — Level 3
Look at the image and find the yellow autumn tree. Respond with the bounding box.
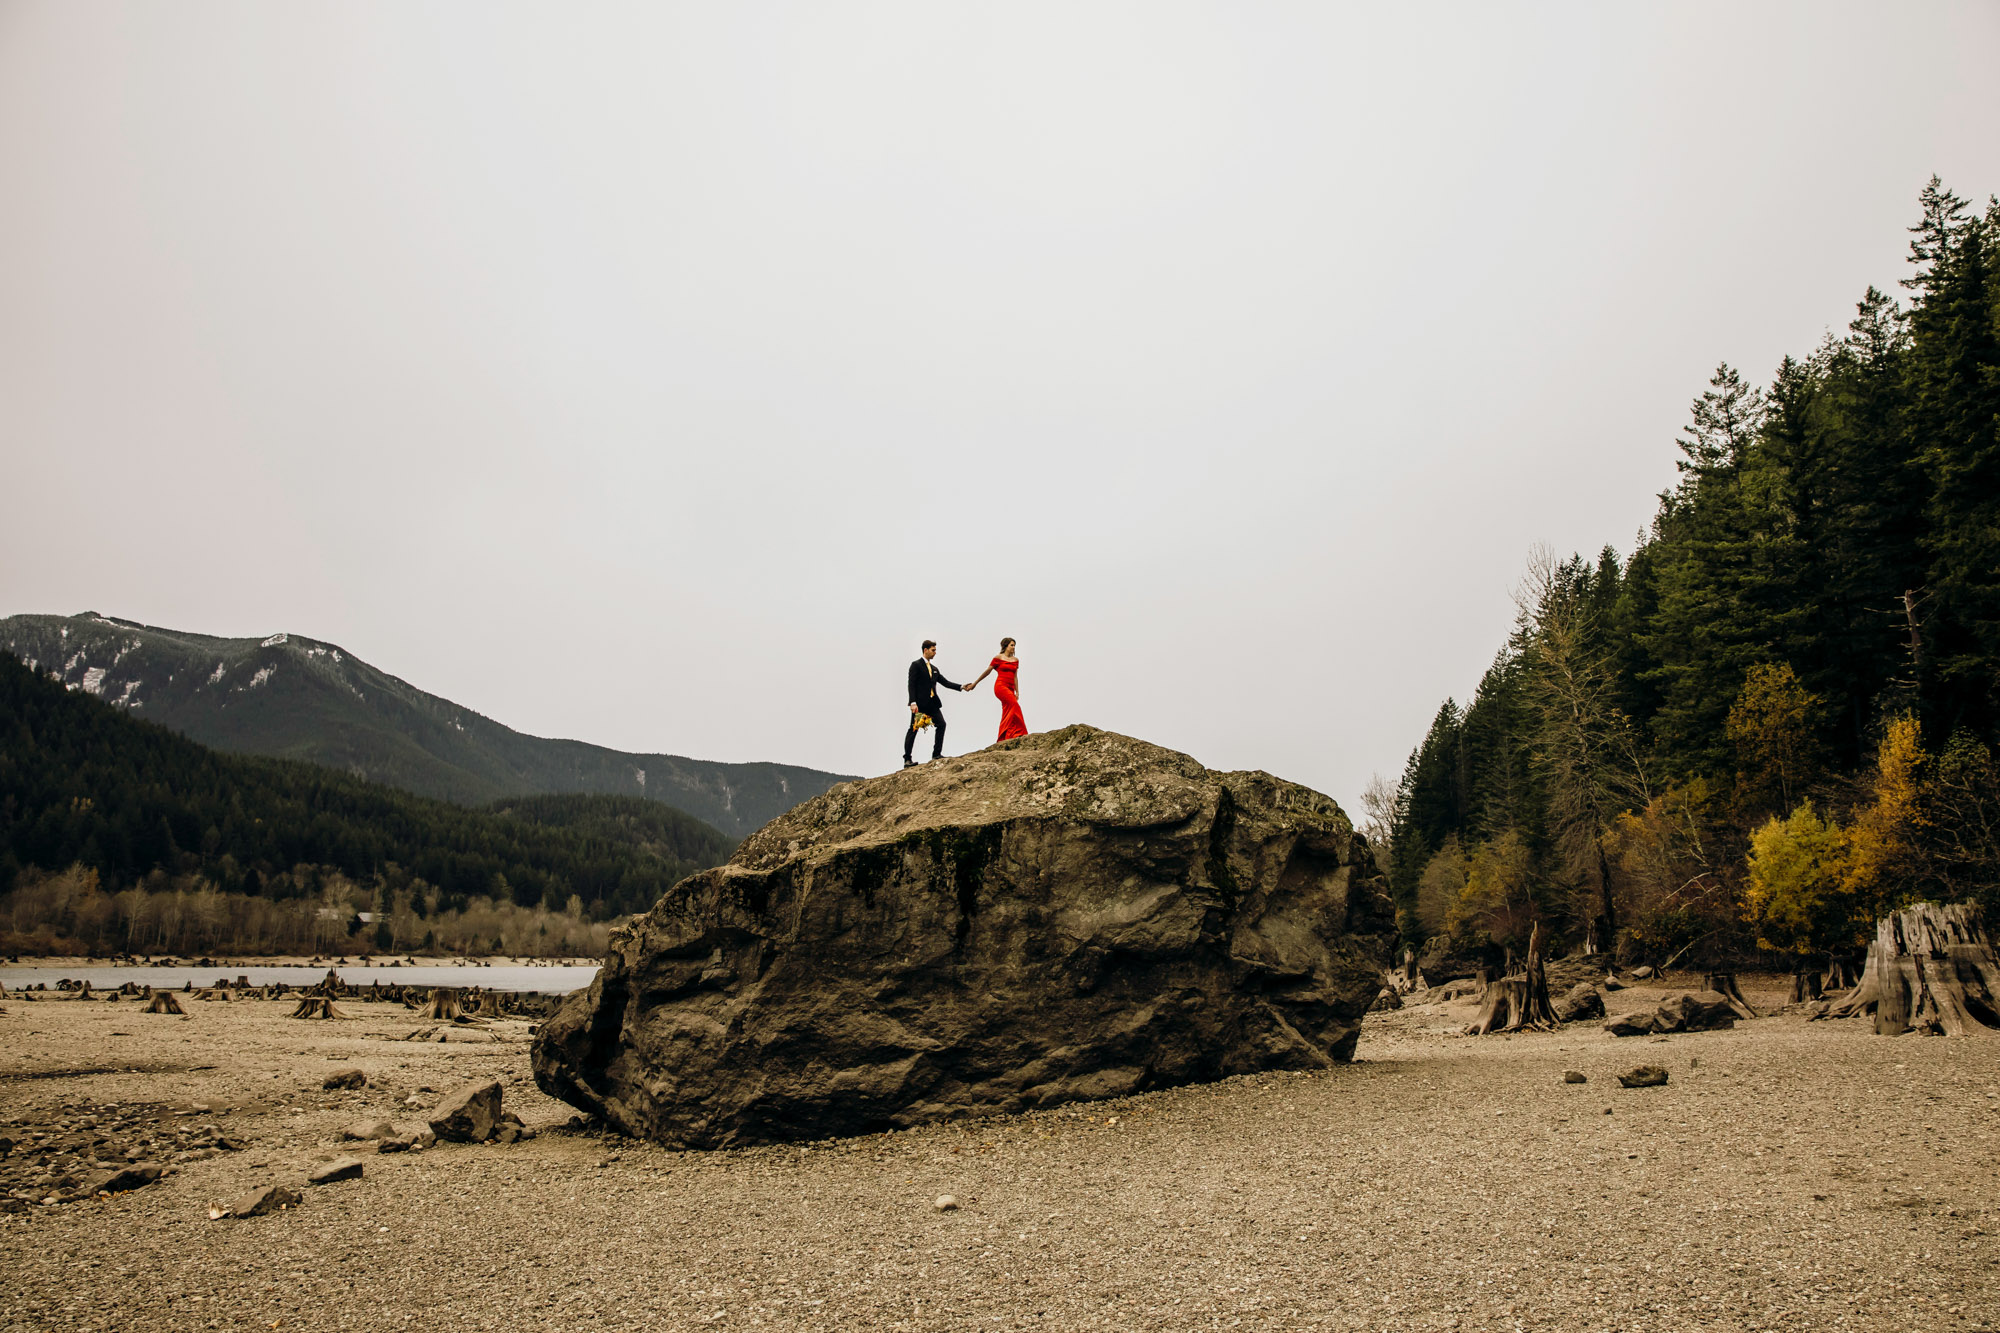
[1447,831,1537,947]
[1841,712,1929,917]
[1743,801,1852,954]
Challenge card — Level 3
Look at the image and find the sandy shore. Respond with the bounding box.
[1,974,1994,1332]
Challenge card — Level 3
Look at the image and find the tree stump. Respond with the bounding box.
[1703,972,1759,1019]
[142,992,185,1014]
[290,996,346,1019]
[1789,967,1824,1004]
[419,988,462,1021]
[475,989,507,1018]
[1825,950,1861,992]
[1827,902,2000,1036]
[1467,924,1560,1035]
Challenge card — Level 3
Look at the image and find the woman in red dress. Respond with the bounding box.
[967,637,1028,743]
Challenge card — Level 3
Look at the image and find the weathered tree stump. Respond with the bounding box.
[1825,950,1861,992]
[475,989,507,1018]
[1702,972,1758,1019]
[1386,948,1427,995]
[419,988,462,1021]
[1826,902,2000,1036]
[142,992,185,1014]
[290,996,346,1019]
[1467,924,1559,1035]
[1789,967,1824,1004]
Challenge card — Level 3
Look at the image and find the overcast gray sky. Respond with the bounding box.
[4,2,1998,814]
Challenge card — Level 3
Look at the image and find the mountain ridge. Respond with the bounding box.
[0,612,853,837]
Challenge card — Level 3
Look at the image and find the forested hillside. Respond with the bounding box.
[0,652,738,956]
[0,612,850,837]
[1387,179,2000,968]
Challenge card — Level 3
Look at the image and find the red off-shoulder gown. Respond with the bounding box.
[992,656,1027,741]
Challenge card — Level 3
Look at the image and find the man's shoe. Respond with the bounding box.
[903,758,917,768]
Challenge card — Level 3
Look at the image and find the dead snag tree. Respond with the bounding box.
[1467,923,1560,1034]
[1826,902,2000,1036]
[1703,972,1759,1019]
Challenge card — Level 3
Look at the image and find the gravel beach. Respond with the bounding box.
[2,975,1994,1332]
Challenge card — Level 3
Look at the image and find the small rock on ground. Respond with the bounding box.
[307,1157,364,1186]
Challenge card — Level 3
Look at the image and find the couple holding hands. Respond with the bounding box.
[903,637,1026,767]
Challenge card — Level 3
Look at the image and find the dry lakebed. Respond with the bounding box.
[1,974,1995,1332]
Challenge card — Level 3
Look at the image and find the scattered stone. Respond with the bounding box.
[1617,1065,1670,1089]
[374,1123,437,1153]
[427,1080,502,1143]
[81,1162,161,1197]
[1603,1011,1657,1037]
[322,1069,367,1091]
[1632,965,1657,980]
[1562,1070,1587,1084]
[1554,982,1606,1023]
[307,1156,364,1186]
[1652,991,1737,1033]
[934,1194,960,1212]
[227,1184,302,1218]
[1369,987,1403,1012]
[340,1120,397,1143]
[1601,975,1625,991]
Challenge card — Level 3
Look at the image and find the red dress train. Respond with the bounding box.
[991,656,1027,742]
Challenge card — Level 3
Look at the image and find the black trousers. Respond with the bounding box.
[904,708,945,760]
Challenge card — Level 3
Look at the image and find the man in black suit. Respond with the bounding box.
[905,639,969,767]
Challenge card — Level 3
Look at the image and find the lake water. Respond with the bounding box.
[0,963,600,995]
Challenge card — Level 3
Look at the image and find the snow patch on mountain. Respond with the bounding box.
[262,632,288,647]
[207,662,227,686]
[247,666,276,689]
[81,666,107,695]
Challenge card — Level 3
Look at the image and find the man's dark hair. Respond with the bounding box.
[921,639,936,651]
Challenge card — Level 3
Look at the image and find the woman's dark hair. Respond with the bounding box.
[1000,637,1015,652]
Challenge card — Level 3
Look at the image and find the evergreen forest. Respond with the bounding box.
[0,651,738,956]
[1385,179,2000,969]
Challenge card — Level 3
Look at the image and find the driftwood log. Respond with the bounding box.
[1826,902,2000,1036]
[1467,923,1559,1035]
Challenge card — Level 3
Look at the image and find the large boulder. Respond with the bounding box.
[533,725,1395,1148]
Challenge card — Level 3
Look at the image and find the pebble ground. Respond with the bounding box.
[1,975,1995,1331]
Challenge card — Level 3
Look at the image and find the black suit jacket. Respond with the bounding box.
[908,658,961,714]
